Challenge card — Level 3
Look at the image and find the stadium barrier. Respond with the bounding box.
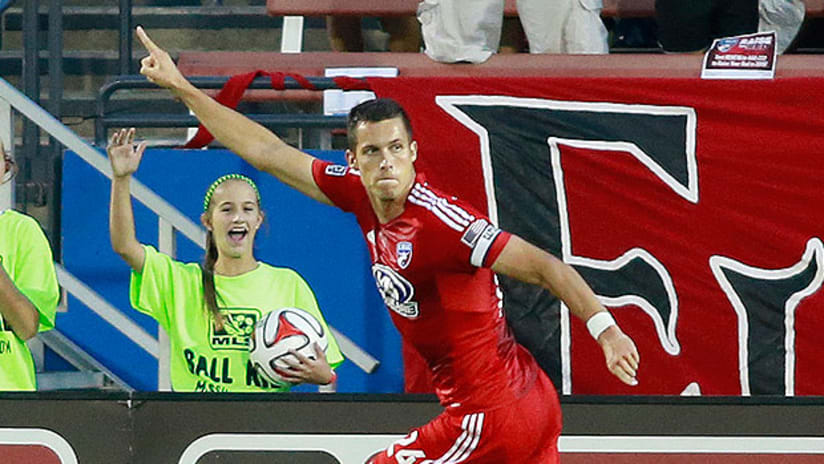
[1,392,823,463]
[175,53,824,83]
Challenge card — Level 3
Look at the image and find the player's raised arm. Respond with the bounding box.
[491,234,640,386]
[134,26,331,206]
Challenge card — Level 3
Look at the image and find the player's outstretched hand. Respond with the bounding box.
[107,128,146,178]
[598,326,640,386]
[135,26,188,93]
[279,343,335,386]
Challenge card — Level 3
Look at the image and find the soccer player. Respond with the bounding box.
[0,139,60,391]
[135,26,639,461]
[107,128,344,392]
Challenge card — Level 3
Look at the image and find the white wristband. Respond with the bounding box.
[586,312,616,340]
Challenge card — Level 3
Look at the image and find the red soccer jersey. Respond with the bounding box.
[313,160,542,412]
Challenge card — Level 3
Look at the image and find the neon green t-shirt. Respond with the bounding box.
[130,245,344,392]
[0,210,59,391]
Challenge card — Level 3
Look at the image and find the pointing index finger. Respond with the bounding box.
[136,26,160,53]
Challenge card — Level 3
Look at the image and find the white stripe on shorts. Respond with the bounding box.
[434,412,485,463]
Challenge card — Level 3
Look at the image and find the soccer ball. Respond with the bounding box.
[249,307,329,387]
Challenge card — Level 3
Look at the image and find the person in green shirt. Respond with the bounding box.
[0,139,59,391]
[107,128,344,392]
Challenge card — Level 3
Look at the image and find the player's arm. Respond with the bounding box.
[0,260,40,340]
[134,26,332,206]
[491,234,640,386]
[108,128,147,272]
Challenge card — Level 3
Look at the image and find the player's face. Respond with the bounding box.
[347,117,417,203]
[202,180,263,260]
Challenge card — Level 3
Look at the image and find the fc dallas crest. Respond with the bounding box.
[397,241,413,269]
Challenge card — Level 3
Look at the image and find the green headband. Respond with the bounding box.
[203,174,261,212]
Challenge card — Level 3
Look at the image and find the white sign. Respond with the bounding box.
[701,31,778,80]
[323,67,399,116]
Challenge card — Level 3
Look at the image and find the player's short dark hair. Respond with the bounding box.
[347,98,413,150]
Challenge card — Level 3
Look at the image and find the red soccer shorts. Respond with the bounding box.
[367,371,562,464]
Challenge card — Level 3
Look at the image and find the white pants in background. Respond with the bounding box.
[417,0,608,63]
[758,0,805,54]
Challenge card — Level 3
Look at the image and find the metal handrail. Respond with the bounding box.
[55,265,159,357]
[38,328,135,391]
[95,75,350,146]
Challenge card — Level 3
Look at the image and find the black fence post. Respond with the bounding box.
[119,0,132,75]
[48,0,63,258]
[21,0,40,209]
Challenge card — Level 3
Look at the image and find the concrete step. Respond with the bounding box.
[1,49,142,76]
[1,5,328,52]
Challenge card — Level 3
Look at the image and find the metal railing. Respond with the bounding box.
[96,75,348,147]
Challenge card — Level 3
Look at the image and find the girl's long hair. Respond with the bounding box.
[201,229,224,331]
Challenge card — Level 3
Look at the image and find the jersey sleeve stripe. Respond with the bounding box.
[409,188,471,228]
[408,194,465,231]
[413,184,475,223]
